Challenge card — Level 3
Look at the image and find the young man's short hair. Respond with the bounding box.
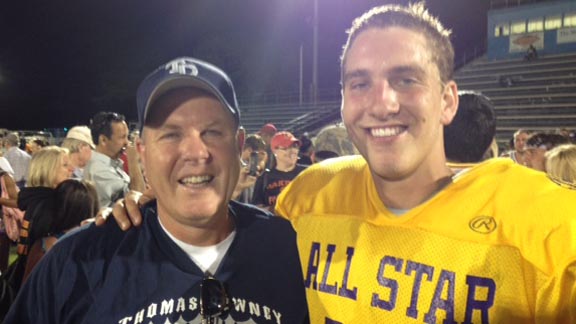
[340,2,454,84]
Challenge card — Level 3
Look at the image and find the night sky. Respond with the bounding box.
[0,0,488,130]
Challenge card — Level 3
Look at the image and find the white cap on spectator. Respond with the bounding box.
[66,126,95,149]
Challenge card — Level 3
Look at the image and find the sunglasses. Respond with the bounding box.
[200,276,230,324]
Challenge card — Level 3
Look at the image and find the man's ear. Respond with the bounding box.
[440,81,459,126]
[136,136,146,170]
[98,134,107,146]
[237,127,246,154]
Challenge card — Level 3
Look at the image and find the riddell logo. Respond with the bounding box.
[469,216,497,234]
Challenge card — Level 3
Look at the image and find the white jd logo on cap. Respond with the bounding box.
[165,58,199,76]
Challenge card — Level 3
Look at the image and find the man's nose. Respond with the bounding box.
[368,80,400,119]
[181,134,210,162]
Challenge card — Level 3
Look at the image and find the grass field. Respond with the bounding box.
[9,244,17,265]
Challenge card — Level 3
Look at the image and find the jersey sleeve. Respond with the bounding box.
[535,257,576,322]
[533,215,576,323]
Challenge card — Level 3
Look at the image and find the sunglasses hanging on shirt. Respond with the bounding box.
[200,275,230,324]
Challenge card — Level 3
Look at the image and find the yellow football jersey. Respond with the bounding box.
[276,156,576,324]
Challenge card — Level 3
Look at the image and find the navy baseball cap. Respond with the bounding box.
[136,57,240,132]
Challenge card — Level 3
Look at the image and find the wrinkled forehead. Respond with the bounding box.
[142,88,234,137]
[154,87,236,127]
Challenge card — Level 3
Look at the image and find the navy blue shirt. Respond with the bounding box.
[6,200,308,324]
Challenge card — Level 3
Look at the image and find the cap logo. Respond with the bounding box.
[165,58,199,77]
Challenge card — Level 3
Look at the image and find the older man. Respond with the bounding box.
[61,125,95,179]
[6,57,308,324]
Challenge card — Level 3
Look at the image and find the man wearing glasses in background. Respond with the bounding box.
[252,131,307,211]
[5,57,308,324]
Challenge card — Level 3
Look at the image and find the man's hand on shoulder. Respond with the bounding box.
[94,189,154,230]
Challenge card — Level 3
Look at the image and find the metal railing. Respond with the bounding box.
[489,0,559,9]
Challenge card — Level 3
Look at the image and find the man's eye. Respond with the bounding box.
[349,80,370,90]
[203,129,223,138]
[160,132,179,140]
[391,77,418,89]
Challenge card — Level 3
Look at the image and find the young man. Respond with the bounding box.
[276,3,576,323]
[108,4,576,323]
[5,57,308,323]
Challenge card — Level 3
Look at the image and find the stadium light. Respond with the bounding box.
[312,0,318,104]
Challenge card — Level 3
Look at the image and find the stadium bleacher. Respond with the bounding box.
[456,52,576,147]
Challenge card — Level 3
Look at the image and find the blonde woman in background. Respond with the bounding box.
[0,146,72,313]
[17,146,72,254]
[25,146,72,188]
[545,144,576,185]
